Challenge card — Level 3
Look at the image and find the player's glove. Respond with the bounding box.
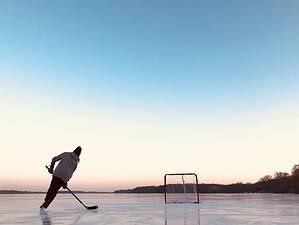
[47,164,54,174]
[62,182,67,189]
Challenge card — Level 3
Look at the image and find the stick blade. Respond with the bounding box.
[87,205,98,210]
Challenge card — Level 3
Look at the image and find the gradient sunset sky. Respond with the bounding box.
[0,0,299,191]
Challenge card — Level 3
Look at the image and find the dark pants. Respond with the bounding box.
[44,176,65,205]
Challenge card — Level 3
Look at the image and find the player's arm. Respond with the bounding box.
[48,152,66,173]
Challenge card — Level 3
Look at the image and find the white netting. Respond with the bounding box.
[165,173,199,204]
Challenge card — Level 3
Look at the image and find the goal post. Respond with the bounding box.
[164,173,200,204]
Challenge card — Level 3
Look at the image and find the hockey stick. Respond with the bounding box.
[45,166,98,210]
[65,186,98,210]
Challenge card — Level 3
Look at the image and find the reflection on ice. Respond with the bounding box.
[40,208,92,225]
[40,209,52,225]
[164,204,200,225]
[1,193,299,224]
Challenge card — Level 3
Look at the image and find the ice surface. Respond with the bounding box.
[1,193,299,224]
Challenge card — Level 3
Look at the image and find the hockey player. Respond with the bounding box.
[40,146,81,209]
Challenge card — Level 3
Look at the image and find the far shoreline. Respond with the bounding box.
[0,190,111,194]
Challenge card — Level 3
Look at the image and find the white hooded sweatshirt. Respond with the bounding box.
[51,152,80,183]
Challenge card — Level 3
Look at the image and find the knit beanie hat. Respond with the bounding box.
[73,146,82,156]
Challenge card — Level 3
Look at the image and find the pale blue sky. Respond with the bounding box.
[0,1,299,191]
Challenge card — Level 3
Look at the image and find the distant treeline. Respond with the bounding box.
[115,164,299,194]
[0,190,104,194]
[0,190,44,194]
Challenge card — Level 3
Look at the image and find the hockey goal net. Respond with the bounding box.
[164,173,199,204]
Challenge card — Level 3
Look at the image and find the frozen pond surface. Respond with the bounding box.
[1,193,299,224]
